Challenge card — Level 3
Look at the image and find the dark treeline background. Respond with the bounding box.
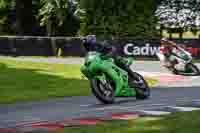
[0,0,199,39]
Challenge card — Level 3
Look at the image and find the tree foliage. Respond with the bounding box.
[38,0,80,36]
[0,0,199,38]
[78,0,159,39]
[0,0,16,34]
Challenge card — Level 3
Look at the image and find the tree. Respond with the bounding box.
[155,0,200,38]
[0,0,16,34]
[0,0,44,35]
[38,0,80,36]
[78,0,159,39]
[16,0,35,35]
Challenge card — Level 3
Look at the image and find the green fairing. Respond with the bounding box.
[81,52,136,97]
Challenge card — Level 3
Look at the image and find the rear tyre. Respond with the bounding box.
[91,78,115,104]
[128,71,150,100]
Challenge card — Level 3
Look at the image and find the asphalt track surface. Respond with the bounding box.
[0,57,200,128]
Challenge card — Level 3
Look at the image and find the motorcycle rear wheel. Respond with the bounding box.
[128,71,150,100]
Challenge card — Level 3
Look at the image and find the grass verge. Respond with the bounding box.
[0,58,157,104]
[61,110,200,133]
[194,60,200,63]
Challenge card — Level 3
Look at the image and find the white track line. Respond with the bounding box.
[138,110,171,116]
[167,106,200,112]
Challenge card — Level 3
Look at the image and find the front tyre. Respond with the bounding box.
[91,78,115,104]
[128,72,150,99]
[185,63,200,76]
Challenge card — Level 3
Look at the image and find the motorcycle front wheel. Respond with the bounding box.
[91,77,115,104]
[172,63,200,76]
[185,63,200,76]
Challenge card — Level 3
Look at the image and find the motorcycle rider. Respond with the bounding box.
[158,38,179,68]
[82,35,134,77]
[82,35,115,56]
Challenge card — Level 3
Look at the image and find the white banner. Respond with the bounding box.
[123,43,161,56]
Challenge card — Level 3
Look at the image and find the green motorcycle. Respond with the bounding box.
[81,52,150,104]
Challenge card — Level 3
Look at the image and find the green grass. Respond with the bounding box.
[0,58,157,104]
[194,60,200,63]
[61,110,200,133]
[0,59,89,104]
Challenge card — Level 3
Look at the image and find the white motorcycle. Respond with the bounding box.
[157,46,200,76]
